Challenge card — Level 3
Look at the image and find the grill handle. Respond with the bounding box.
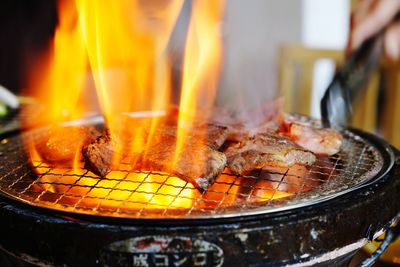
[359,222,400,267]
[359,147,400,267]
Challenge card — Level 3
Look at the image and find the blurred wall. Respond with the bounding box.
[302,0,349,49]
[217,0,302,111]
[217,0,350,115]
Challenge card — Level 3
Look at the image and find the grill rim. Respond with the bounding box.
[0,127,396,225]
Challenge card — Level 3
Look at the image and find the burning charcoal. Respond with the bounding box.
[36,125,100,163]
[224,131,316,175]
[82,130,116,177]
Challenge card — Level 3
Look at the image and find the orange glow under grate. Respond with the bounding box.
[0,124,383,219]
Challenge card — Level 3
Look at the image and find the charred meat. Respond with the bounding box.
[82,130,117,177]
[225,131,316,175]
[36,126,100,163]
[148,123,229,150]
[141,136,227,191]
[204,124,230,150]
[82,125,228,191]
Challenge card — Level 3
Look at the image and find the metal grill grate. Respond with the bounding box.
[0,120,384,219]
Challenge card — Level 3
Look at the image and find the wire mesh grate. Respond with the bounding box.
[0,122,384,219]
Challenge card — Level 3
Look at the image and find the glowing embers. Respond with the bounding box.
[26,158,333,218]
[30,161,197,214]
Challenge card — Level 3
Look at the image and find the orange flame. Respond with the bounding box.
[24,0,227,212]
[74,0,185,166]
[175,1,224,165]
[23,0,308,216]
[27,0,87,124]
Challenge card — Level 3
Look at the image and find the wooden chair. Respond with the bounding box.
[380,65,400,148]
[277,44,385,141]
[278,43,400,148]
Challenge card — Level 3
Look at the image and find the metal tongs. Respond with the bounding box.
[320,33,384,130]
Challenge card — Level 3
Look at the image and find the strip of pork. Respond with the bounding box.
[225,131,316,175]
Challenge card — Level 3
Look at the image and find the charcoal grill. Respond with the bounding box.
[0,115,399,267]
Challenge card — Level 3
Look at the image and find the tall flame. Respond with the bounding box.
[75,0,184,165]
[25,0,226,212]
[175,0,224,165]
[29,0,87,124]
[23,0,305,216]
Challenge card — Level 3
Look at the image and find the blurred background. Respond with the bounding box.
[0,0,349,107]
[219,0,349,117]
[2,0,399,148]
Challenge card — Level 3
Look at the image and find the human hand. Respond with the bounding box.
[347,0,400,61]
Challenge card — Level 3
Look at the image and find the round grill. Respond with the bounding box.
[0,116,387,220]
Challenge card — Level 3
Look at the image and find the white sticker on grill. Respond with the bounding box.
[101,235,224,267]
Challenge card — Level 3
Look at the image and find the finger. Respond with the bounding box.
[347,0,378,56]
[347,0,379,55]
[384,21,400,61]
[352,0,376,26]
[351,0,400,50]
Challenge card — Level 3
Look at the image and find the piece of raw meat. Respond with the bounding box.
[282,115,343,155]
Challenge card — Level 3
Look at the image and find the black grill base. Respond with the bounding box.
[0,160,398,267]
[0,248,359,267]
[0,247,38,267]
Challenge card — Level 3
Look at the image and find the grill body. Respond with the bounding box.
[0,130,399,267]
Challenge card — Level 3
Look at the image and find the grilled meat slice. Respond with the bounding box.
[288,123,343,156]
[225,131,316,175]
[82,126,227,191]
[282,116,343,155]
[149,123,229,150]
[204,124,230,150]
[82,130,117,177]
[142,136,227,191]
[36,126,100,163]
